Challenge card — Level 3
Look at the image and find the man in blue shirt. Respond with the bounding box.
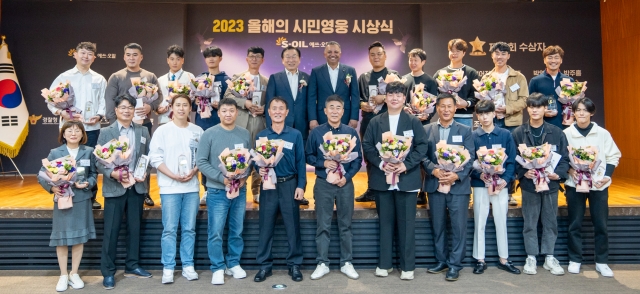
[306,95,362,280]
[470,100,520,275]
[528,45,574,129]
[254,97,306,283]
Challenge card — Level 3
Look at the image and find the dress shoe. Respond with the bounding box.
[427,262,449,274]
[498,260,521,274]
[124,267,152,278]
[288,265,303,282]
[144,195,155,206]
[299,198,310,205]
[92,199,102,209]
[355,189,375,202]
[417,191,427,205]
[253,194,260,204]
[102,275,115,290]
[253,269,272,282]
[445,268,459,281]
[473,261,487,274]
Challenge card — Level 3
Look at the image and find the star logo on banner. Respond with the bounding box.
[68,49,76,57]
[469,36,486,56]
[276,37,286,46]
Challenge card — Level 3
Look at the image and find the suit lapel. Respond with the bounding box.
[397,112,411,137]
[380,112,390,133]
[432,123,441,142]
[278,71,294,100]
[336,64,347,93]
[76,145,89,160]
[56,145,69,157]
[319,64,333,93]
[134,124,142,159]
[448,122,459,144]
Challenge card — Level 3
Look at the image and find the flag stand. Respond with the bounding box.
[0,155,24,180]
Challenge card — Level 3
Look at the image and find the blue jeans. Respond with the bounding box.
[454,117,473,128]
[207,187,247,271]
[160,192,199,269]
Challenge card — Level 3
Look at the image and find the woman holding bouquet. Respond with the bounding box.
[38,121,97,291]
[563,97,621,277]
[148,94,203,284]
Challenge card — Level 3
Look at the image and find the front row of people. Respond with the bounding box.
[39,81,620,291]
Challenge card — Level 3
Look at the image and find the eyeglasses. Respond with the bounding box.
[283,55,299,60]
[117,106,134,111]
[247,55,263,60]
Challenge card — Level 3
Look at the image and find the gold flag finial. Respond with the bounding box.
[1,35,6,43]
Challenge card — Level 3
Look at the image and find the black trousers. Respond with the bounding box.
[428,192,470,270]
[566,186,610,263]
[255,178,302,269]
[374,190,417,271]
[100,189,145,277]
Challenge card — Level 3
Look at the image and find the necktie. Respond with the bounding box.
[171,74,176,81]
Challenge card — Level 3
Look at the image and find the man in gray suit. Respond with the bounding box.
[223,46,268,204]
[423,93,475,282]
[96,94,151,290]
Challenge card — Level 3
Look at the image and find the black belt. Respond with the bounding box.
[277,174,296,183]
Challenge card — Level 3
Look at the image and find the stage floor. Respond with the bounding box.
[2,173,640,210]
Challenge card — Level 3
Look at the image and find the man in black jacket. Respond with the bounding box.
[511,93,569,277]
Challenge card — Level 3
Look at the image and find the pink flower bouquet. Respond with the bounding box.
[555,78,587,126]
[41,81,83,121]
[408,83,437,118]
[226,72,255,98]
[190,76,217,119]
[249,138,285,190]
[38,155,77,208]
[94,136,135,188]
[472,146,508,195]
[473,74,507,119]
[515,143,552,192]
[319,132,359,184]
[129,77,160,123]
[375,131,412,186]
[567,145,601,193]
[217,148,253,199]
[436,69,468,107]
[435,140,471,193]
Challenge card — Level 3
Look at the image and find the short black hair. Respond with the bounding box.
[124,43,142,53]
[218,98,237,109]
[166,44,184,58]
[436,92,456,106]
[203,46,223,58]
[572,97,596,115]
[526,92,548,108]
[325,94,344,106]
[368,41,385,52]
[76,42,97,54]
[490,42,510,53]
[385,81,406,95]
[268,96,288,110]
[247,46,264,57]
[408,48,427,62]
[114,94,137,108]
[170,94,191,107]
[475,100,496,114]
[281,45,301,59]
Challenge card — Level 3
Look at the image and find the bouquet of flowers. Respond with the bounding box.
[157,80,191,124]
[472,146,508,195]
[41,81,83,121]
[217,148,253,199]
[226,72,255,98]
[94,136,135,188]
[375,131,412,186]
[436,70,468,108]
[555,78,587,126]
[249,137,285,190]
[473,73,507,119]
[190,76,216,119]
[318,132,359,184]
[38,155,77,208]
[408,83,437,117]
[515,143,553,192]
[129,77,159,123]
[434,140,471,193]
[567,145,601,193]
[370,73,407,114]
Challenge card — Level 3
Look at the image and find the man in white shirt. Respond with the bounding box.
[48,41,106,209]
[157,45,196,125]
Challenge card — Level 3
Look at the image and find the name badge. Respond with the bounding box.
[141,137,146,144]
[213,81,221,93]
[403,130,414,137]
[551,144,557,152]
[234,143,244,149]
[492,144,502,149]
[283,141,294,150]
[79,159,90,167]
[260,85,266,91]
[452,135,463,143]
[92,83,101,89]
[509,83,520,92]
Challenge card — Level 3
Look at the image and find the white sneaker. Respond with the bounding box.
[68,273,84,289]
[596,263,614,277]
[224,265,247,279]
[56,275,68,292]
[400,271,414,280]
[568,261,581,274]
[375,267,393,277]
[182,266,198,281]
[200,191,207,206]
[543,256,565,275]
[311,263,330,280]
[523,257,537,275]
[253,194,260,204]
[340,262,359,280]
[211,269,225,285]
[162,269,174,284]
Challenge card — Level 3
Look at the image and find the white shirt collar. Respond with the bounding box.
[117,120,132,130]
[169,68,184,76]
[437,118,453,128]
[327,63,340,71]
[70,66,94,75]
[285,69,299,76]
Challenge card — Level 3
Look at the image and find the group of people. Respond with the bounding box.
[38,38,621,292]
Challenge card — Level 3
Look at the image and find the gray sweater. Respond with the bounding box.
[105,68,163,125]
[196,124,252,190]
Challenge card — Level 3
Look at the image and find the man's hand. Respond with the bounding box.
[211,101,219,109]
[156,104,169,114]
[294,187,305,200]
[74,182,89,189]
[525,169,537,179]
[547,173,560,181]
[495,105,507,114]
[382,162,395,173]
[259,167,268,176]
[324,160,338,170]
[373,94,385,105]
[111,170,129,183]
[455,96,468,109]
[568,168,579,181]
[244,100,254,111]
[360,102,374,113]
[544,109,558,118]
[310,120,319,130]
[594,176,611,189]
[335,177,347,187]
[134,173,146,183]
[51,186,62,195]
[438,171,459,185]
[253,106,265,116]
[85,116,101,125]
[480,173,493,185]
[391,162,407,174]
[496,178,507,190]
[348,120,358,129]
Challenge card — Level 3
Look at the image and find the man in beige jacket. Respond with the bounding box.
[481,42,528,205]
[223,46,268,203]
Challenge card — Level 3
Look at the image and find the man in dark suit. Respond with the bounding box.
[96,94,152,290]
[308,41,360,129]
[265,45,310,205]
[422,92,475,282]
[362,81,428,280]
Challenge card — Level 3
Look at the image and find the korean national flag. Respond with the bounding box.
[0,36,29,158]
